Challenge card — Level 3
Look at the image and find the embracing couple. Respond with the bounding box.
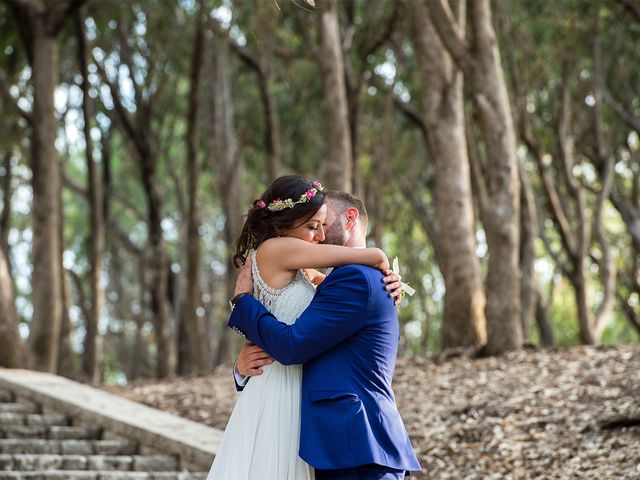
[207,176,421,480]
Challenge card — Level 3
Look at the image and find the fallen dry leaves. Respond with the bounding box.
[105,345,639,479]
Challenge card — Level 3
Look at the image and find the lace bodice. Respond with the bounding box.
[251,251,316,325]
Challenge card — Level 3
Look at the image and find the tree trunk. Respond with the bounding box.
[591,27,617,340]
[368,95,391,248]
[534,286,555,347]
[76,11,104,384]
[8,0,85,376]
[26,20,63,373]
[557,74,595,345]
[0,245,23,367]
[179,0,207,375]
[130,252,147,381]
[428,0,522,355]
[256,0,280,182]
[206,34,244,366]
[317,0,352,192]
[1,151,12,258]
[57,268,78,378]
[139,153,173,378]
[518,159,538,342]
[0,147,23,367]
[414,0,487,349]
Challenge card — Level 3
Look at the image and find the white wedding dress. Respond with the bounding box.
[207,251,316,480]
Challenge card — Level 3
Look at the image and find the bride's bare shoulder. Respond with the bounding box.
[257,237,298,265]
[260,237,305,253]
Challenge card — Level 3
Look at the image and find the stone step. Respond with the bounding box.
[0,413,69,427]
[0,425,102,440]
[0,439,137,455]
[0,404,38,415]
[0,454,179,471]
[0,369,221,473]
[0,471,207,480]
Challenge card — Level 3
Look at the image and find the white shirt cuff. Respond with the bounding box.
[233,362,249,387]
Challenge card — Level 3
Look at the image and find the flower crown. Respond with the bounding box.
[256,181,324,212]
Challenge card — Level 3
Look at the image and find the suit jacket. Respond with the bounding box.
[228,264,421,472]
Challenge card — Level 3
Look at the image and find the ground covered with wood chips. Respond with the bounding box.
[106,345,639,479]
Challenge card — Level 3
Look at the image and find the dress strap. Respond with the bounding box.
[250,250,293,297]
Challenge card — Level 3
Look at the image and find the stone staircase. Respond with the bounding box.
[0,370,222,480]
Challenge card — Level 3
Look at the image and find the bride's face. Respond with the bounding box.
[282,204,327,244]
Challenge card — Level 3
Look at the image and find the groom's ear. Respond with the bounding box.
[345,207,359,230]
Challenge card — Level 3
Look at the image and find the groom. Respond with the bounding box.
[229,191,421,480]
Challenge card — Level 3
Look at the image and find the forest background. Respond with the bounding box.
[0,0,639,386]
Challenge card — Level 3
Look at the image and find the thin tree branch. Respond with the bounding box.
[108,218,143,256]
[603,88,640,133]
[116,21,144,108]
[615,0,640,24]
[424,0,474,75]
[62,171,88,197]
[397,178,442,267]
[362,1,400,61]
[0,67,32,123]
[48,0,87,36]
[94,61,141,153]
[521,116,578,260]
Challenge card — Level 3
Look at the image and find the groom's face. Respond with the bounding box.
[323,202,347,247]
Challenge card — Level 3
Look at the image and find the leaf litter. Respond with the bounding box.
[105,345,640,479]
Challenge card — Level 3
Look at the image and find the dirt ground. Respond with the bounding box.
[105,345,640,479]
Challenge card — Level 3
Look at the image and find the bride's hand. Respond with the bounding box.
[382,270,403,306]
[235,257,254,296]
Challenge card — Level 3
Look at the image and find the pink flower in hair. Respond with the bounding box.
[256,200,266,208]
[305,189,316,199]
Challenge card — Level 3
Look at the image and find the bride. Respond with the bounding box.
[207,175,400,480]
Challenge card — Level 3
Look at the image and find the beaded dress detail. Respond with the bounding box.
[207,251,316,480]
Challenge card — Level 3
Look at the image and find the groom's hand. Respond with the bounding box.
[234,257,254,296]
[237,340,273,377]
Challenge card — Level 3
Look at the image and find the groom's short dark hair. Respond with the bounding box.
[325,190,368,226]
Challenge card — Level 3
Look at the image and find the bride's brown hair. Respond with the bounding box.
[233,175,326,267]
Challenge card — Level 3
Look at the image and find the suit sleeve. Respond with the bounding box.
[232,362,248,391]
[228,266,370,365]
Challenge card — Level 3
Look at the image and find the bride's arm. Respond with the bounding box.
[260,237,389,272]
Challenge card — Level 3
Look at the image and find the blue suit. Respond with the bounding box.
[228,264,421,474]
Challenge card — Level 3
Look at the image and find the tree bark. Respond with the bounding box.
[1,151,12,258]
[8,0,85,375]
[317,0,352,192]
[0,146,23,367]
[0,245,23,367]
[534,286,555,347]
[413,0,486,349]
[76,10,105,384]
[205,34,244,366]
[428,0,522,355]
[57,267,78,379]
[591,26,617,340]
[518,158,538,342]
[18,6,62,372]
[179,0,207,374]
[368,95,391,248]
[256,0,280,182]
